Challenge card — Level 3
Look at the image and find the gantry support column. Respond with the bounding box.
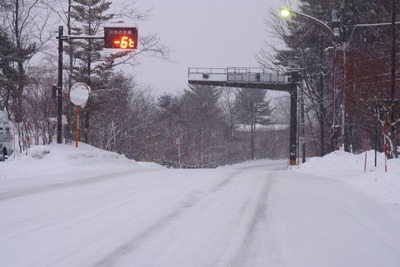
[289,81,298,165]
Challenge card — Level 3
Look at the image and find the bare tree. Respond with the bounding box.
[1,0,54,152]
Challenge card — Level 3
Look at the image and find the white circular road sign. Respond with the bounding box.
[174,137,182,146]
[70,82,90,107]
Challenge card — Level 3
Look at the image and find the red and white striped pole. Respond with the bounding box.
[383,120,387,172]
[75,106,80,148]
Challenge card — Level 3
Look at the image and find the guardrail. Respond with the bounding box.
[188,67,289,84]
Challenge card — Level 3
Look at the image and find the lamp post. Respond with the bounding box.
[280,7,339,157]
[280,8,338,44]
[282,6,399,159]
[57,26,64,144]
[390,0,398,158]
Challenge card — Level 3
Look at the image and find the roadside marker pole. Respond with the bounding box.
[364,150,367,172]
[383,121,388,172]
[76,106,80,148]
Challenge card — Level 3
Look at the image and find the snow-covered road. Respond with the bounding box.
[1,154,400,266]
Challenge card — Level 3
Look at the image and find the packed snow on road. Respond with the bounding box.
[1,144,400,267]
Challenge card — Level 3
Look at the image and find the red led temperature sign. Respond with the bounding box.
[104,27,138,49]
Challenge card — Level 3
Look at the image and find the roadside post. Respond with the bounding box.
[69,82,91,148]
[56,26,138,144]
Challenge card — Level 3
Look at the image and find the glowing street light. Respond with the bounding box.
[280,8,291,18]
[280,7,339,157]
[280,7,338,43]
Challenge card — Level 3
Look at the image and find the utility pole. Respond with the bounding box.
[290,71,299,165]
[390,0,398,158]
[339,0,350,152]
[57,26,63,144]
[319,36,325,157]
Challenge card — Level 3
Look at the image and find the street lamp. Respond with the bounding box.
[280,7,340,157]
[280,7,339,44]
[281,5,399,158]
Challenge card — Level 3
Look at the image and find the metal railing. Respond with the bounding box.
[188,67,288,84]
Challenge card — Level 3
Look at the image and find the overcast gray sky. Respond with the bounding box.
[134,0,296,96]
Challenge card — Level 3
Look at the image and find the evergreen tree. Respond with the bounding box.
[68,0,116,84]
[154,93,182,163]
[180,85,224,166]
[0,29,19,117]
[0,26,35,120]
[234,89,274,160]
[65,0,170,147]
[66,0,117,143]
[157,93,181,137]
[0,2,37,123]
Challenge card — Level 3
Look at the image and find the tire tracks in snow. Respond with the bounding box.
[92,170,241,267]
[230,172,276,266]
[0,169,160,201]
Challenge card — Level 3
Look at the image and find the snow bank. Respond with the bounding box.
[294,150,400,205]
[2,143,399,206]
[0,143,160,190]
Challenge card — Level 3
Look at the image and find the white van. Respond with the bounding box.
[0,111,13,161]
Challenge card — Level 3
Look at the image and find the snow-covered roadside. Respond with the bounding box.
[0,143,161,192]
[292,150,400,205]
[1,144,399,206]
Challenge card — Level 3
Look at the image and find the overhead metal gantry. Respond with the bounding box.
[188,67,299,165]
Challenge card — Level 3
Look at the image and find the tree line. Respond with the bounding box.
[261,0,400,159]
[0,0,290,167]
[154,86,288,167]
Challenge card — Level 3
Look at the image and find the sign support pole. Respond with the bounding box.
[289,80,298,165]
[76,106,80,148]
[57,26,63,144]
[57,25,131,144]
[178,145,181,167]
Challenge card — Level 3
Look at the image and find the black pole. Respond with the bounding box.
[300,87,306,163]
[390,0,398,158]
[289,73,298,165]
[391,0,396,104]
[319,39,325,157]
[319,73,325,156]
[375,116,378,167]
[57,26,63,144]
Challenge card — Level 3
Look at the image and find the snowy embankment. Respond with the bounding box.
[0,143,160,192]
[1,144,399,206]
[293,150,400,206]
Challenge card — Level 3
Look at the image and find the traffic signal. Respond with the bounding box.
[104,27,138,49]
